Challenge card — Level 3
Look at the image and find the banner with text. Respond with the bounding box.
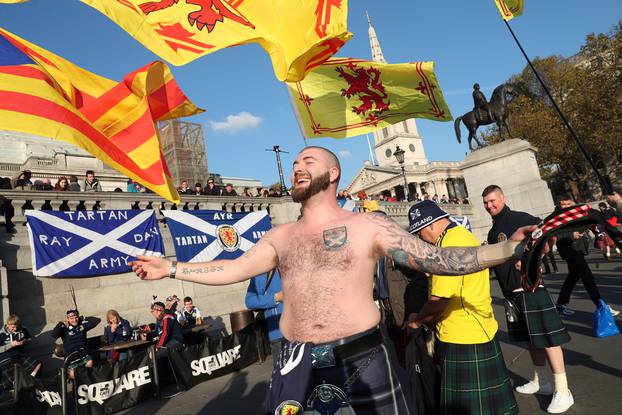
[13,367,63,415]
[26,210,164,277]
[162,210,272,263]
[168,326,258,390]
[74,351,154,415]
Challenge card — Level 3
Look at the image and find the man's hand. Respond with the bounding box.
[10,340,24,347]
[130,256,171,280]
[607,192,622,211]
[509,225,538,241]
[274,291,284,304]
[406,313,420,329]
[572,232,583,240]
[110,322,118,333]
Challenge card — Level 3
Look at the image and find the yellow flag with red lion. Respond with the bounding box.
[81,0,351,82]
[287,58,452,139]
[494,0,524,21]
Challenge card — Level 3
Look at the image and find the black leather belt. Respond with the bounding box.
[311,327,384,368]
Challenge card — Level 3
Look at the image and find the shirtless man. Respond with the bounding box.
[131,146,532,415]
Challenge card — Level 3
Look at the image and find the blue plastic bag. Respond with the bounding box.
[593,299,620,338]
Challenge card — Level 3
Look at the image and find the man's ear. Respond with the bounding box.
[329,167,340,183]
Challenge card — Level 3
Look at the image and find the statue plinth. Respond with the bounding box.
[461,139,555,241]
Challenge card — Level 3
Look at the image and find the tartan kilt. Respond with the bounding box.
[508,288,570,349]
[437,338,517,415]
[0,355,40,391]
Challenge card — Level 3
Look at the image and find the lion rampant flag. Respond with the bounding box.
[494,0,524,21]
[0,27,204,202]
[287,58,452,139]
[80,0,352,82]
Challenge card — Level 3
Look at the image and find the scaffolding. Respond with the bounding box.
[158,119,209,187]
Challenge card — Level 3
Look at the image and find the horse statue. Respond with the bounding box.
[454,83,516,151]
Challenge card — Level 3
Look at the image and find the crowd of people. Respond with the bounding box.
[129,147,622,415]
[0,294,208,397]
[339,189,470,205]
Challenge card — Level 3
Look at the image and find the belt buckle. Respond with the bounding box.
[311,344,336,369]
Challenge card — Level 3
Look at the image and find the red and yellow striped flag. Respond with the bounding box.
[81,0,351,82]
[0,27,203,202]
[494,0,524,21]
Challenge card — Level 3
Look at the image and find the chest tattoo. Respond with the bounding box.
[323,226,348,250]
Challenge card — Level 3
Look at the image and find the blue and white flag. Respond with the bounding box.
[162,210,272,263]
[26,210,164,277]
[449,215,472,232]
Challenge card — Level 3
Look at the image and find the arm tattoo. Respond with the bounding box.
[181,266,224,275]
[323,226,348,250]
[368,213,482,276]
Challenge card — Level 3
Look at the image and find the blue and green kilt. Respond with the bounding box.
[0,356,40,391]
[437,337,518,415]
[508,287,570,349]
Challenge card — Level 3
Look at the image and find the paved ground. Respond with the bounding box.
[120,251,622,414]
[7,251,622,414]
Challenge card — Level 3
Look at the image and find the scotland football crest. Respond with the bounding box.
[217,225,241,252]
[162,210,272,262]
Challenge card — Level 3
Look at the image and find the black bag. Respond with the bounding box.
[405,327,438,415]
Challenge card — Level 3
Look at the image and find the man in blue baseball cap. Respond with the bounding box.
[407,200,517,415]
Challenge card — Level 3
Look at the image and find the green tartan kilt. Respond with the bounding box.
[0,356,40,391]
[508,287,571,349]
[437,337,518,415]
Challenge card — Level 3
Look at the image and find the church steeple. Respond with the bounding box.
[366,11,386,63]
[365,12,426,168]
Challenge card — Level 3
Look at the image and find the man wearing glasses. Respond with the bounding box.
[204,178,221,196]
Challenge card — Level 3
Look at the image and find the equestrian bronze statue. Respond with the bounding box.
[454,83,515,150]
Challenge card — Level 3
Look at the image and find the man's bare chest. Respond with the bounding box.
[277,225,358,276]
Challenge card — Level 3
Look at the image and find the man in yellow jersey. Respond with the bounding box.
[406,201,517,415]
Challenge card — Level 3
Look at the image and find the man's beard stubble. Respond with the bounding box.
[291,171,331,203]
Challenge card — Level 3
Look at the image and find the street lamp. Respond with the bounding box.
[265,145,289,195]
[393,145,409,201]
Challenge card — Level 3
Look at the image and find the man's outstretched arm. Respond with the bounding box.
[130,235,278,285]
[369,213,530,276]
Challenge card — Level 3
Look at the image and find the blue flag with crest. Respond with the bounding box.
[26,210,164,277]
[162,210,272,262]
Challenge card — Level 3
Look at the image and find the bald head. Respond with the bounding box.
[299,146,341,182]
[291,146,342,203]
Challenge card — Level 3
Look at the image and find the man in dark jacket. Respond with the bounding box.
[0,314,41,395]
[52,310,100,378]
[483,185,574,414]
[554,195,616,316]
[150,302,183,351]
[221,183,237,197]
[204,178,221,196]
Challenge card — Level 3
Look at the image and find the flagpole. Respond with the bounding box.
[284,84,309,147]
[503,19,612,194]
[365,133,377,165]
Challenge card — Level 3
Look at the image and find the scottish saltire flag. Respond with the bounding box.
[162,210,272,262]
[449,216,472,232]
[26,210,164,277]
